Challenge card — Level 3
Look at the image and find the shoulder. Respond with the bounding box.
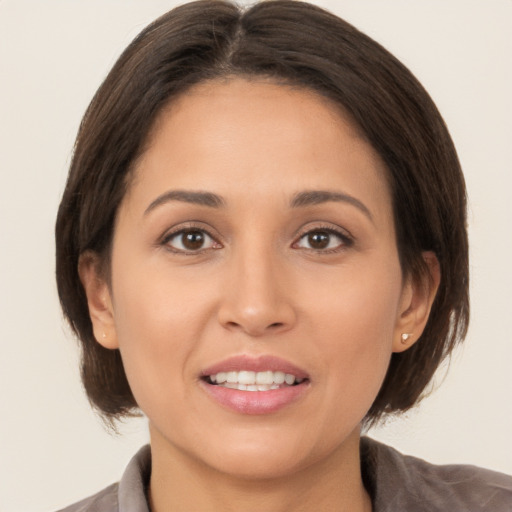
[362,437,512,512]
[56,483,118,512]
[55,445,151,512]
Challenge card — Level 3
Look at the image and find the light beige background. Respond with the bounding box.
[1,1,511,511]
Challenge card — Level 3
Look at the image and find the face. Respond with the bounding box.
[86,79,424,479]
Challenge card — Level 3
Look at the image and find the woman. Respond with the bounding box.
[55,1,511,510]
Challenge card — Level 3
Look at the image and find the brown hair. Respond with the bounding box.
[55,0,469,424]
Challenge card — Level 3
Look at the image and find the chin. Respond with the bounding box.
[187,424,352,481]
[205,445,314,481]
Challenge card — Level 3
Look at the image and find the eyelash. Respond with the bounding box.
[293,224,354,254]
[160,223,221,254]
[160,223,353,255]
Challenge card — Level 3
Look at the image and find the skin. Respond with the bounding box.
[80,79,439,512]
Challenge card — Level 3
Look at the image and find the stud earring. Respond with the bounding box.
[102,332,107,339]
[401,333,411,344]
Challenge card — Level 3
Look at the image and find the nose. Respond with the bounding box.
[217,246,297,337]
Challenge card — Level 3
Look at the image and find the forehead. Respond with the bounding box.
[146,77,367,163]
[127,78,391,214]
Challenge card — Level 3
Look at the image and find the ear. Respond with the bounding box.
[392,251,440,353]
[78,251,119,349]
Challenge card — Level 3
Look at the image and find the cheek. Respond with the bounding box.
[306,257,403,410]
[112,244,214,338]
[109,256,217,408]
[316,247,402,330]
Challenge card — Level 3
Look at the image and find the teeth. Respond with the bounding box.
[238,371,256,385]
[256,370,273,385]
[273,371,285,384]
[208,370,303,389]
[219,382,282,391]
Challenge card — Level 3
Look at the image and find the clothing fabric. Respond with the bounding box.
[57,437,512,511]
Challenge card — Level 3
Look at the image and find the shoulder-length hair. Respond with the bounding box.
[56,0,469,425]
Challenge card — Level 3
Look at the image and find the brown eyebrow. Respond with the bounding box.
[144,190,225,215]
[144,188,372,221]
[290,190,373,221]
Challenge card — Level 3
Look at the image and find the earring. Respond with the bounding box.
[401,333,411,344]
[102,332,107,339]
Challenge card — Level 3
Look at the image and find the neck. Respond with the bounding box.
[148,426,372,512]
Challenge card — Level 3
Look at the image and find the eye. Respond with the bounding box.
[164,228,219,253]
[295,228,350,252]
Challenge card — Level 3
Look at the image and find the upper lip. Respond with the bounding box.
[200,355,309,379]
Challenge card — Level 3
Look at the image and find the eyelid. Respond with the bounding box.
[160,222,222,254]
[292,223,354,252]
[158,221,353,254]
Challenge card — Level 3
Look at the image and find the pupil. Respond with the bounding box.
[183,231,204,250]
[308,231,329,249]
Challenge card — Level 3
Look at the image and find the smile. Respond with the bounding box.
[200,356,310,414]
[207,370,305,391]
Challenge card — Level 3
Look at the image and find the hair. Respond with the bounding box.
[56,0,469,425]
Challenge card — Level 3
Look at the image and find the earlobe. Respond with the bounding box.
[78,251,119,349]
[393,251,441,353]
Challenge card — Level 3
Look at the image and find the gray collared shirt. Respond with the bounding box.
[57,437,512,511]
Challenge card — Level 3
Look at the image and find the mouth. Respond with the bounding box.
[199,355,310,414]
[202,370,306,392]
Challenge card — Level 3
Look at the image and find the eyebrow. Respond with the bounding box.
[144,188,372,221]
[290,190,373,221]
[144,190,225,215]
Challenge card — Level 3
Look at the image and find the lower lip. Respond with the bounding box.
[200,381,309,415]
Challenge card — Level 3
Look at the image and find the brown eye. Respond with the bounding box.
[296,229,348,251]
[307,231,330,249]
[166,229,217,252]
